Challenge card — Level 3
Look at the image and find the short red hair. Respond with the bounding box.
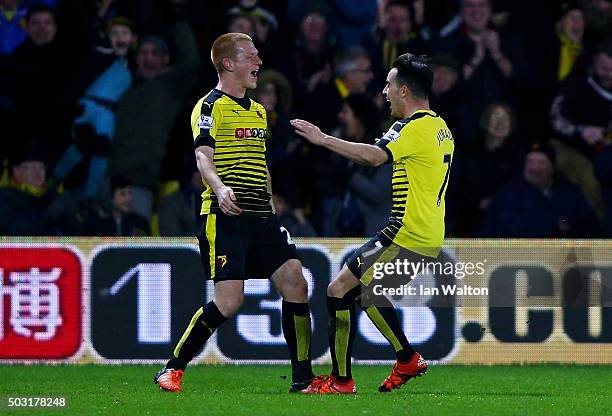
[211,32,253,74]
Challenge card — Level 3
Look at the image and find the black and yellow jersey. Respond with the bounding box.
[375,110,454,257]
[191,88,272,216]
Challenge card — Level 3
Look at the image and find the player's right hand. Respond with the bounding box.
[216,186,242,216]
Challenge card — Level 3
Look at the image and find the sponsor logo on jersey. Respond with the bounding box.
[235,127,266,139]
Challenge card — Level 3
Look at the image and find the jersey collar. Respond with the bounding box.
[410,109,438,118]
[214,88,251,110]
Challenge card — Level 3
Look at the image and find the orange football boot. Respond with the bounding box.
[154,368,184,393]
[301,374,357,394]
[378,352,427,392]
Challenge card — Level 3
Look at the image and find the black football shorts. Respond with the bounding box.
[197,213,299,282]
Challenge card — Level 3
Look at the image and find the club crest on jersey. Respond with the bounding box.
[197,115,214,130]
[217,255,228,268]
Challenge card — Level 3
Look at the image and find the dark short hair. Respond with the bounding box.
[596,38,612,57]
[334,46,370,77]
[110,174,131,195]
[26,4,56,22]
[385,0,411,13]
[392,53,433,99]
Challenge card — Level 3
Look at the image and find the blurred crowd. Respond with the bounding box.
[0,0,611,238]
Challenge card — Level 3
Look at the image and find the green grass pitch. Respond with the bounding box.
[1,364,610,415]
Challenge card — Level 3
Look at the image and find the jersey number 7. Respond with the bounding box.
[437,153,452,207]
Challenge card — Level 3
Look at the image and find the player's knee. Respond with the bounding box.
[281,261,308,302]
[214,294,244,317]
[327,279,347,298]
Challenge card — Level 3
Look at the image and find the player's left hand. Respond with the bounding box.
[290,119,327,145]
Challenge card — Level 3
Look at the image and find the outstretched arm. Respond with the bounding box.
[290,119,388,167]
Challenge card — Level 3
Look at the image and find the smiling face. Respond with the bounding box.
[461,0,491,33]
[524,151,554,190]
[228,39,262,90]
[136,41,169,80]
[26,11,56,46]
[560,9,585,41]
[109,24,136,57]
[593,51,612,89]
[486,105,512,140]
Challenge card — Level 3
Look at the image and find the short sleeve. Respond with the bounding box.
[375,119,417,163]
[192,99,221,149]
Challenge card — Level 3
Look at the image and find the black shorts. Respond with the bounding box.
[197,213,299,282]
[346,235,434,287]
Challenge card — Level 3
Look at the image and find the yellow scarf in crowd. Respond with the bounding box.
[558,32,583,81]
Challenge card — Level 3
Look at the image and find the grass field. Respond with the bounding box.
[1,364,610,415]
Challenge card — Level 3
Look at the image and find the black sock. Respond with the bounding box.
[282,300,314,383]
[359,294,415,362]
[327,295,357,382]
[166,301,227,370]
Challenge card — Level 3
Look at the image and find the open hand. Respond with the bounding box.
[290,119,327,146]
[581,126,604,146]
[216,185,242,216]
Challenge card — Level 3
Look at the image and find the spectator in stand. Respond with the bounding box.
[0,0,58,55]
[296,49,374,234]
[582,0,612,48]
[594,144,612,236]
[308,93,385,237]
[1,4,72,166]
[158,168,201,237]
[328,0,378,48]
[273,193,317,237]
[519,1,588,139]
[227,13,256,39]
[108,12,200,220]
[81,174,150,236]
[430,53,464,138]
[433,0,529,142]
[282,11,335,114]
[556,3,588,81]
[227,0,280,67]
[363,0,429,92]
[302,46,374,132]
[451,102,522,235]
[228,0,278,36]
[249,69,294,190]
[342,94,391,236]
[0,0,28,56]
[480,142,599,237]
[0,142,60,235]
[549,38,612,217]
[56,0,151,64]
[52,16,136,197]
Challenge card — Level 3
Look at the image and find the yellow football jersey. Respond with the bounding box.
[191,89,272,216]
[375,109,454,257]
